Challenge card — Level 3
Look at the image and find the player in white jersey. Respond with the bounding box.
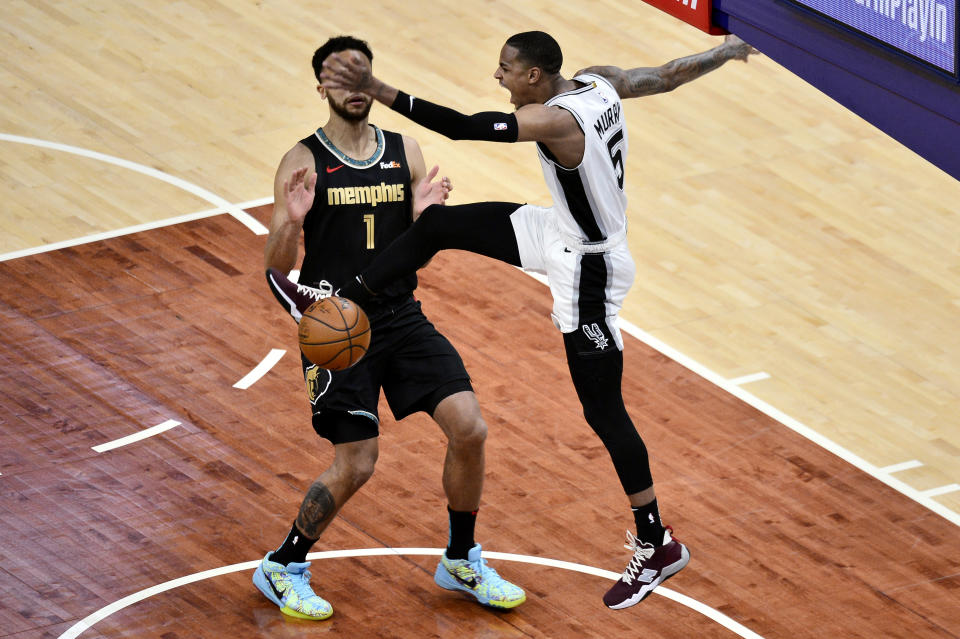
[539,73,628,246]
[276,30,758,609]
[515,71,634,346]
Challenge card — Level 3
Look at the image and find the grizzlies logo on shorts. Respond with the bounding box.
[304,363,332,405]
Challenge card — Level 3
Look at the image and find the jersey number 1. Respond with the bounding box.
[363,213,375,249]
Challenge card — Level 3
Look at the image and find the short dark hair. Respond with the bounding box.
[505,31,562,75]
[312,36,373,83]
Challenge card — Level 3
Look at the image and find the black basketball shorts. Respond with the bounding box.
[301,298,472,444]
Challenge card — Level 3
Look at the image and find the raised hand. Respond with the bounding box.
[723,34,759,62]
[320,51,374,92]
[284,167,317,224]
[412,165,451,219]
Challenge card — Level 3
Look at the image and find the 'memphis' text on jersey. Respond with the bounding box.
[327,182,405,207]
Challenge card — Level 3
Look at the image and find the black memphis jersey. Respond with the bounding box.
[299,126,417,312]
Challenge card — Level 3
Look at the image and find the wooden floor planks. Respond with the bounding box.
[1,211,957,637]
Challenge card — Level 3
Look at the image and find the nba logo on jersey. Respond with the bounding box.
[582,323,609,350]
[494,122,508,130]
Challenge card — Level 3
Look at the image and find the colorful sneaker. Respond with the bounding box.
[434,543,526,609]
[603,527,690,609]
[265,268,328,323]
[253,553,333,620]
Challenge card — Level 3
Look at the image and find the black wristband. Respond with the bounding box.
[388,90,518,142]
[391,90,413,115]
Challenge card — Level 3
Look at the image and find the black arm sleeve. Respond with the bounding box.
[390,90,519,142]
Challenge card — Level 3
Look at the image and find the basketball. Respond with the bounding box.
[298,296,371,370]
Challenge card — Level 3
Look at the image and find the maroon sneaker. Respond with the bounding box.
[603,526,690,609]
[265,268,329,323]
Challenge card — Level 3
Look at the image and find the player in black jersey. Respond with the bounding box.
[252,36,524,621]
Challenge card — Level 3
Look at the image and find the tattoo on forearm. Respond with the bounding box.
[669,49,727,81]
[628,72,667,97]
[627,47,730,97]
[296,481,336,538]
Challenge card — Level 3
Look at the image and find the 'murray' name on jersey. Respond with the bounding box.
[593,102,621,138]
[327,182,405,207]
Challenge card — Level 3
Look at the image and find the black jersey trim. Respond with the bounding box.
[574,73,618,95]
[314,125,386,168]
[545,81,596,105]
[535,104,584,171]
[554,164,605,242]
[576,252,609,326]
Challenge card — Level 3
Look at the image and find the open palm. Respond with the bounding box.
[412,165,450,218]
[284,167,317,224]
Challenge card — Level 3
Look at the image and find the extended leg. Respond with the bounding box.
[563,331,691,610]
[563,333,655,500]
[345,202,523,301]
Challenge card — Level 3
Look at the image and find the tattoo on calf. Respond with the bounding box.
[296,481,336,539]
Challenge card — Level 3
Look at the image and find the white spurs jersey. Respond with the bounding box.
[537,74,628,248]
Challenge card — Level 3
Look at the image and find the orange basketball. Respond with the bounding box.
[298,296,371,370]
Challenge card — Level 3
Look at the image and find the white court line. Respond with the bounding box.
[0,133,268,238]
[879,460,924,474]
[56,548,765,639]
[0,192,271,263]
[727,372,770,386]
[524,260,954,525]
[612,316,960,528]
[233,349,286,389]
[0,197,272,262]
[91,420,181,453]
[8,177,952,528]
[921,484,960,498]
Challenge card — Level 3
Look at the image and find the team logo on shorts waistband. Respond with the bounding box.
[582,322,609,350]
[305,364,332,405]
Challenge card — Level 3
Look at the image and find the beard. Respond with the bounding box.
[329,95,372,122]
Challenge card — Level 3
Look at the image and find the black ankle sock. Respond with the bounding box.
[632,498,665,547]
[446,506,478,560]
[270,522,318,566]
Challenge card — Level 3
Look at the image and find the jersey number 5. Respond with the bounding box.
[363,213,375,249]
[607,128,625,190]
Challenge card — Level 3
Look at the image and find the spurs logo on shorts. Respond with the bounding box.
[304,364,332,405]
[582,323,609,350]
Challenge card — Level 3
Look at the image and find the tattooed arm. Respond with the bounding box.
[578,35,757,99]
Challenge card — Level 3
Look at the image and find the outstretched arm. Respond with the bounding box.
[578,35,758,99]
[320,52,521,143]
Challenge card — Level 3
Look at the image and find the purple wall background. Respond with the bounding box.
[788,0,955,71]
[713,0,960,181]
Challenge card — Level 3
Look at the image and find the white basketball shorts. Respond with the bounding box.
[509,204,635,350]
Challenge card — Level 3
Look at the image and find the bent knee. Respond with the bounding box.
[334,440,379,489]
[448,415,488,448]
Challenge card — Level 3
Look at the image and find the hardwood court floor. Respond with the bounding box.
[4,0,959,517]
[1,207,958,638]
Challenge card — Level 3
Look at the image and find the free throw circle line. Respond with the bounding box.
[57,547,765,639]
[0,133,267,235]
